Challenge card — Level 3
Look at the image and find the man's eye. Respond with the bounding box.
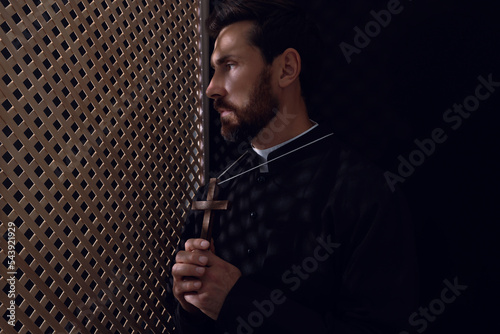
[226,63,235,69]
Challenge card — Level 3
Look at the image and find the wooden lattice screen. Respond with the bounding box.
[0,0,204,333]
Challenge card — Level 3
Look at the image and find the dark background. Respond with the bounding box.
[209,0,500,332]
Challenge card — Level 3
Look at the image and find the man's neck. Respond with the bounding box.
[251,102,313,150]
[251,121,318,173]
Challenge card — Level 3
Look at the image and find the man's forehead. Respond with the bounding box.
[211,21,256,64]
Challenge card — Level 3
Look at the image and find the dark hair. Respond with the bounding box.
[206,0,323,103]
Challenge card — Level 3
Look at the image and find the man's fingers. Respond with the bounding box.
[175,250,209,266]
[173,276,203,297]
[177,279,203,292]
[185,238,211,252]
[172,263,206,278]
[172,264,205,296]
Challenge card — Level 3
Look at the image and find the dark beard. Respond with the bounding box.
[214,67,279,143]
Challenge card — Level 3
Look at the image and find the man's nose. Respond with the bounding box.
[206,74,226,100]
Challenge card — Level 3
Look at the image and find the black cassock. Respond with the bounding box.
[169,125,419,334]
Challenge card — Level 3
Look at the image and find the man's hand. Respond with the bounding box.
[172,239,242,320]
[172,239,209,315]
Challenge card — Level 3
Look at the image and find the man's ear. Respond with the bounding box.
[277,48,301,88]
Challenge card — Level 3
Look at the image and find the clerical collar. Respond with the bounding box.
[218,125,334,185]
[252,122,319,172]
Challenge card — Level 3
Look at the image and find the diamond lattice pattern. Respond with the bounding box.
[0,0,203,333]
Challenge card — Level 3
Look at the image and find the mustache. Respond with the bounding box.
[213,99,238,113]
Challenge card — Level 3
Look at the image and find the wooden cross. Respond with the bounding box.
[191,178,230,241]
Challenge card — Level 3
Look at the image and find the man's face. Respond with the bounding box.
[206,21,279,142]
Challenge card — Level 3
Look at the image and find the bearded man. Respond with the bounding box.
[169,1,418,333]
